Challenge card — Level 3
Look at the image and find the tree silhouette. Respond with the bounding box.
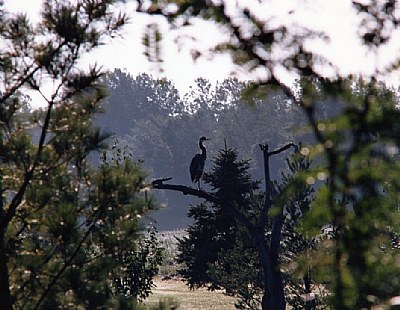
[177,147,261,290]
[152,141,307,310]
[0,1,164,309]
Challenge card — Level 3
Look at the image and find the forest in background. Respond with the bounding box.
[95,69,329,230]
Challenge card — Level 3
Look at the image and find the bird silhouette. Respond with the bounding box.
[190,136,210,189]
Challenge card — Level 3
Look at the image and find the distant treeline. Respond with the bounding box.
[95,69,335,229]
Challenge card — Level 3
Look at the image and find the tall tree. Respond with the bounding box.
[0,1,163,309]
[300,79,400,309]
[177,147,262,290]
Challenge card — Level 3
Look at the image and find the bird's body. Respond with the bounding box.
[190,137,209,189]
[190,154,205,182]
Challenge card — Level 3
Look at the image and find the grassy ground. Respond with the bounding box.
[149,231,237,309]
[157,230,187,276]
[145,277,237,310]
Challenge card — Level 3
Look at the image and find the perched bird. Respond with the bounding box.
[190,136,210,189]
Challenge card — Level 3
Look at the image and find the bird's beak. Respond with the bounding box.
[206,138,211,140]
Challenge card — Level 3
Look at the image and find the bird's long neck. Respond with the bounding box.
[199,140,207,158]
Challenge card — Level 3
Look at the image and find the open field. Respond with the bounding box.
[145,277,237,309]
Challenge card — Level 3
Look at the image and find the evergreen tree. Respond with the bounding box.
[176,146,318,310]
[300,79,400,309]
[0,1,163,309]
[176,146,311,309]
[177,148,262,289]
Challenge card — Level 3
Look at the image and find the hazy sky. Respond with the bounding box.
[3,0,400,106]
[3,0,234,99]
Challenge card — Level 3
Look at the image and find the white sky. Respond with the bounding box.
[3,0,400,107]
[3,0,235,105]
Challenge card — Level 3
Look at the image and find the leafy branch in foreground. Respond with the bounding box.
[0,1,168,309]
[140,1,400,308]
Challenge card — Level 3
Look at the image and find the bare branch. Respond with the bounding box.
[260,142,298,156]
[151,179,257,233]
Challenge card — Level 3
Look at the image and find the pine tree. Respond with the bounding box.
[0,1,164,309]
[177,148,262,290]
[176,146,317,310]
[300,79,400,309]
[177,147,270,309]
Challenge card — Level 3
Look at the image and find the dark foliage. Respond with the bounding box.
[177,148,262,291]
[0,2,167,309]
[114,226,164,302]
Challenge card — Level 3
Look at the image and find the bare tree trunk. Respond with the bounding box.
[259,143,291,310]
[269,213,285,310]
[0,229,13,310]
[0,172,12,309]
[252,230,272,310]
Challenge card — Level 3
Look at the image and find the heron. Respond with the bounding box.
[190,136,210,189]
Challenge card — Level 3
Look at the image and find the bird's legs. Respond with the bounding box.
[197,179,201,190]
